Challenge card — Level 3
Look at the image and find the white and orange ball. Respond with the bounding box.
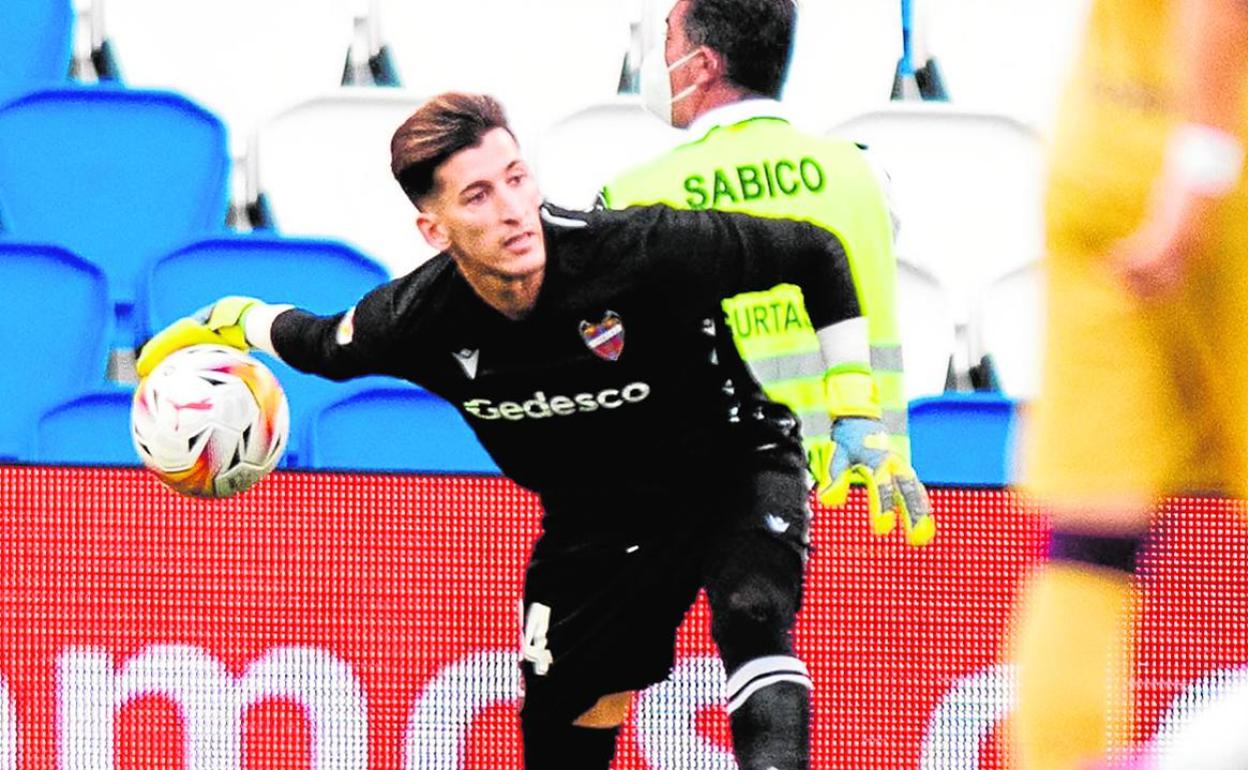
[131,345,289,498]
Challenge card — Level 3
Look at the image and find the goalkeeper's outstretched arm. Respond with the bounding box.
[137,291,391,384]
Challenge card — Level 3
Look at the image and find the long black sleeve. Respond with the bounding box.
[267,256,450,381]
[639,206,862,329]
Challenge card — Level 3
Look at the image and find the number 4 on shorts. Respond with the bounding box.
[521,602,554,675]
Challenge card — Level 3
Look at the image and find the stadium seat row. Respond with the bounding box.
[0,83,1045,397]
[0,233,381,453]
[19,373,1017,487]
[29,381,500,474]
[3,0,1092,136]
[0,235,498,473]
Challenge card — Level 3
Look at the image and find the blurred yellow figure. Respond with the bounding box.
[1012,1,1248,768]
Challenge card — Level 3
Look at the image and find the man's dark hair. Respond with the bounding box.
[390,92,512,207]
[685,0,796,99]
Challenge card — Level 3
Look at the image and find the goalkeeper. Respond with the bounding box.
[601,0,933,547]
[138,92,928,770]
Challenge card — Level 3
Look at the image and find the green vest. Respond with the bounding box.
[602,116,908,480]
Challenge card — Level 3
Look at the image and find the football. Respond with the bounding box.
[131,344,289,498]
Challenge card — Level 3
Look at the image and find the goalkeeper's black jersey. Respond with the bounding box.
[270,203,859,518]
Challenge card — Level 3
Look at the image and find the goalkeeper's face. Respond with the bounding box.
[416,127,546,283]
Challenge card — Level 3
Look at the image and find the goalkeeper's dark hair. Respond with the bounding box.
[684,0,796,99]
[390,92,513,208]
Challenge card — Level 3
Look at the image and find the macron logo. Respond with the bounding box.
[453,349,480,380]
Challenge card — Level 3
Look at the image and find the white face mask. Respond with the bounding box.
[639,43,701,125]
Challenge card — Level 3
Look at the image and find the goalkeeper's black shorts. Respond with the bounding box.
[519,466,811,724]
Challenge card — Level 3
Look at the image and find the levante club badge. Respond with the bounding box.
[579,311,624,361]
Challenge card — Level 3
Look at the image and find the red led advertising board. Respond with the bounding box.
[0,466,1244,768]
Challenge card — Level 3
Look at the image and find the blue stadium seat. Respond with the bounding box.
[0,0,73,106]
[0,241,111,460]
[139,233,391,465]
[304,385,498,473]
[908,392,1020,487]
[0,86,230,343]
[33,385,139,466]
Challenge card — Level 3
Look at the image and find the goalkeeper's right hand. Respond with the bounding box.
[136,296,260,378]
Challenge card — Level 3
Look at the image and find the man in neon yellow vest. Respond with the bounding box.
[602,0,930,543]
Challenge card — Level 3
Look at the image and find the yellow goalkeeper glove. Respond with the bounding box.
[819,416,935,546]
[136,296,260,378]
[820,368,935,547]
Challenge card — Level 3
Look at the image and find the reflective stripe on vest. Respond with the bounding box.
[745,345,903,395]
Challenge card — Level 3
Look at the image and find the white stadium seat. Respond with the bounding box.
[98,0,359,153]
[532,95,682,211]
[783,0,902,130]
[254,89,435,276]
[972,258,1043,400]
[921,0,1091,134]
[375,0,630,144]
[895,261,959,402]
[833,103,1046,327]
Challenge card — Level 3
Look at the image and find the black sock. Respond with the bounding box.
[1048,528,1146,574]
[729,680,810,770]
